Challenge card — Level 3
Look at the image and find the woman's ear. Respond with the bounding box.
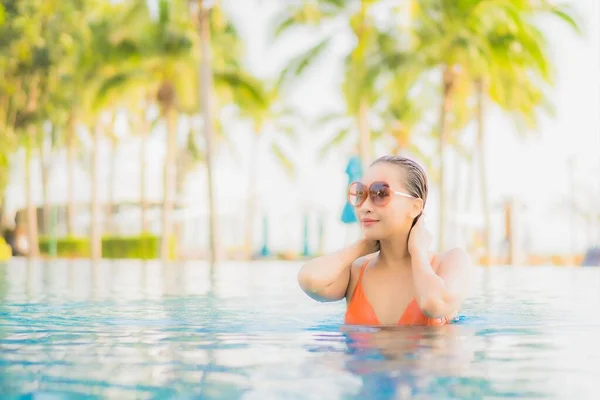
[411,198,424,219]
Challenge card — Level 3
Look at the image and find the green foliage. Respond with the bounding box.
[102,235,176,260]
[274,0,430,162]
[0,0,584,262]
[402,0,581,132]
[39,236,90,258]
[0,133,13,197]
[276,37,332,90]
[38,235,176,259]
[0,237,11,262]
[0,0,261,262]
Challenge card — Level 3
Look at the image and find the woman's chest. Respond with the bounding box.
[362,269,416,324]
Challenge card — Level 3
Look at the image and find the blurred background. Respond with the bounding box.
[0,0,598,267]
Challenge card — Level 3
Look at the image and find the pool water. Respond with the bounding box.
[1,259,599,399]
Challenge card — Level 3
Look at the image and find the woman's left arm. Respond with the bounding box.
[411,249,474,319]
[408,218,474,319]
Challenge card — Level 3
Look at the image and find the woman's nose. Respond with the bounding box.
[358,197,374,213]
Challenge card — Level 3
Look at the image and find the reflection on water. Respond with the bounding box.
[1,259,600,399]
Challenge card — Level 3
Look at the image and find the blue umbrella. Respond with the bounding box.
[341,156,363,224]
[260,215,271,257]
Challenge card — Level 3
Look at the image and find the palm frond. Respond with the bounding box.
[185,128,205,164]
[544,3,581,35]
[271,0,345,39]
[272,14,299,39]
[274,123,297,143]
[214,69,267,110]
[312,111,347,129]
[277,36,332,89]
[213,116,241,163]
[271,142,294,178]
[318,126,352,160]
[93,70,148,111]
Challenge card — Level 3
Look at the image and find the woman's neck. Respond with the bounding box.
[377,234,412,268]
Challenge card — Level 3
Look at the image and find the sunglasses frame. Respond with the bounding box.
[348,181,416,208]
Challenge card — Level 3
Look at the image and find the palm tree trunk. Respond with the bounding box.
[198,0,219,266]
[464,145,476,252]
[0,193,5,233]
[438,66,454,252]
[476,79,491,265]
[26,127,39,258]
[160,108,177,262]
[140,124,149,234]
[138,103,151,235]
[358,99,372,169]
[107,137,117,235]
[67,114,76,236]
[39,135,50,236]
[452,149,462,247]
[0,153,7,233]
[90,121,102,260]
[245,132,260,259]
[174,140,191,259]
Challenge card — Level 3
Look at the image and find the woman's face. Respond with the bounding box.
[352,163,422,240]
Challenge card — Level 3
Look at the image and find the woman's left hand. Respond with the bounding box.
[408,215,432,259]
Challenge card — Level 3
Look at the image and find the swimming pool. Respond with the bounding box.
[1,259,599,399]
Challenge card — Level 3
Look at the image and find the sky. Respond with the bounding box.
[5,0,600,257]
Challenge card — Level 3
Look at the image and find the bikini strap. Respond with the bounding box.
[357,260,369,283]
[347,260,370,300]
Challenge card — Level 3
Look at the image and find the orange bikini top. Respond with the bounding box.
[344,261,448,326]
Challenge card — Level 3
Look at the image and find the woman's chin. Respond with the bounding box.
[362,227,384,241]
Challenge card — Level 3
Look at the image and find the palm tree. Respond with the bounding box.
[273,0,383,169]
[196,0,219,265]
[0,77,17,234]
[0,133,12,232]
[94,77,154,236]
[475,1,580,263]
[378,0,578,253]
[24,127,40,258]
[0,0,42,239]
[232,79,299,258]
[65,113,78,236]
[98,0,262,262]
[95,0,197,261]
[0,0,60,257]
[377,67,433,157]
[126,95,155,235]
[105,112,119,234]
[36,122,57,239]
[78,2,140,260]
[12,0,118,258]
[0,0,20,208]
[192,1,263,264]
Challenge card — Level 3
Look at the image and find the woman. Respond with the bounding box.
[297,156,473,326]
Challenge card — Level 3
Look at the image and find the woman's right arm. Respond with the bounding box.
[297,239,379,302]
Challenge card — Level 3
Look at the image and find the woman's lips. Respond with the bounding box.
[361,219,379,227]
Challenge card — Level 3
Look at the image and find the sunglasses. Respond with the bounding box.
[348,181,416,207]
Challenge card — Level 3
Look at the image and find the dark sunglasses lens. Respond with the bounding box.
[370,182,391,206]
[349,183,366,206]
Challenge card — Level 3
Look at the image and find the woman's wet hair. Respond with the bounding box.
[371,155,428,208]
